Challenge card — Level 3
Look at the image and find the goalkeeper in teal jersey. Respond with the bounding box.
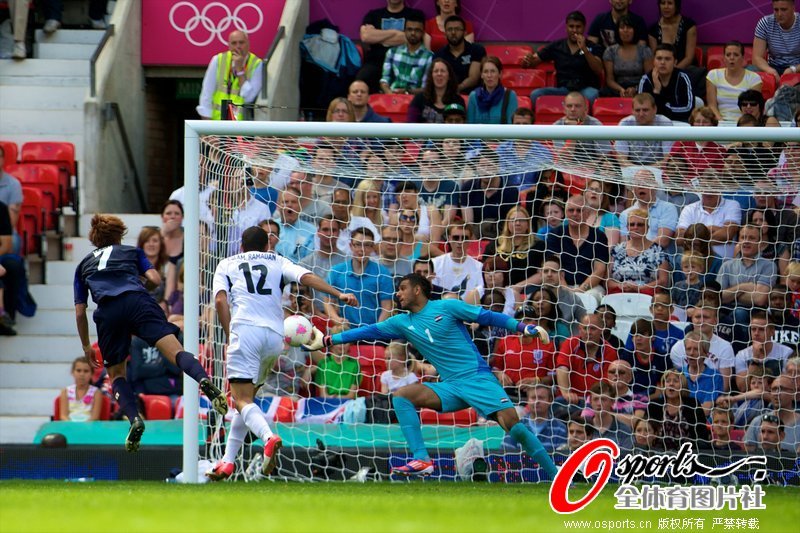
[304,273,559,478]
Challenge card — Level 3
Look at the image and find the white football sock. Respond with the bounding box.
[222,410,247,464]
[241,402,274,443]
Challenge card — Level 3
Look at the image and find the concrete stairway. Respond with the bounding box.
[0,214,159,443]
[0,29,106,164]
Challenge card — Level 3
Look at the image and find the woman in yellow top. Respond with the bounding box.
[706,41,762,122]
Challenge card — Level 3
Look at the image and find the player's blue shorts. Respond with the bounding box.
[423,371,513,418]
[93,291,179,366]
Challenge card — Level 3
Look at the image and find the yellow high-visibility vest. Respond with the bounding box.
[211,51,262,120]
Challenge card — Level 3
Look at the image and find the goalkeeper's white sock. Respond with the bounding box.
[241,402,274,443]
[222,410,248,464]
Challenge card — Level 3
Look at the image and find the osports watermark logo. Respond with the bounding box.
[549,439,768,514]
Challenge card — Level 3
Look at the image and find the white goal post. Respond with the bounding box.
[181,120,799,483]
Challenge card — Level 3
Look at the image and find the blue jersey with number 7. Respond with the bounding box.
[333,299,520,382]
[74,244,153,305]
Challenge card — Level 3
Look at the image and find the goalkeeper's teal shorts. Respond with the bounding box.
[423,371,513,418]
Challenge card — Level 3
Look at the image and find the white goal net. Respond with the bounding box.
[182,121,800,484]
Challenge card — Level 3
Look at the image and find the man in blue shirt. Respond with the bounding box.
[326,227,394,327]
[74,214,227,453]
[275,188,315,262]
[306,273,559,478]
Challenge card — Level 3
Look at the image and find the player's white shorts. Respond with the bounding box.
[226,324,284,384]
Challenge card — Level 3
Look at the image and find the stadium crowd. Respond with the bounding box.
[2,1,800,468]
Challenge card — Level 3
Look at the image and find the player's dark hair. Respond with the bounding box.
[241,226,270,252]
[89,214,127,248]
[400,273,432,298]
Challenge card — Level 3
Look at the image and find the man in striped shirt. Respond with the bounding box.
[753,0,800,82]
[380,13,433,95]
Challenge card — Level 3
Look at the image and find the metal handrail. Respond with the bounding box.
[261,25,286,100]
[90,24,115,98]
[103,103,147,212]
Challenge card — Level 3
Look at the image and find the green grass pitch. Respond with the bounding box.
[0,481,797,533]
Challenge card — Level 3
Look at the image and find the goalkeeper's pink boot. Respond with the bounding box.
[205,461,234,481]
[262,435,283,476]
[392,459,434,476]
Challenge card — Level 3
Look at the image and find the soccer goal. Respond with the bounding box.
[182,119,799,484]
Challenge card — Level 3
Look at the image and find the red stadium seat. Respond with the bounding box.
[5,163,61,229]
[53,393,111,421]
[19,187,44,256]
[420,407,478,426]
[592,97,633,125]
[483,44,533,67]
[517,95,532,110]
[534,95,566,124]
[350,344,387,396]
[502,68,547,95]
[779,73,800,87]
[693,47,703,68]
[756,71,777,99]
[139,394,173,420]
[368,94,414,123]
[0,140,18,168]
[355,43,363,60]
[20,141,76,206]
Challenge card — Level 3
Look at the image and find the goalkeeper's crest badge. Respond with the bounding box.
[533,350,543,363]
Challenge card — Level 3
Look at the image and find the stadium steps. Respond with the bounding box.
[0,29,103,174]
[0,213,158,444]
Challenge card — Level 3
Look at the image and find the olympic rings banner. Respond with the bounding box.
[142,0,286,66]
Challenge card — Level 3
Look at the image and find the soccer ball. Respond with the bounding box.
[283,315,313,347]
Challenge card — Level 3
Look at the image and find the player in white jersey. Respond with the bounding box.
[207,226,358,480]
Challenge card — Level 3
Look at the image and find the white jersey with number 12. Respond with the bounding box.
[212,251,310,334]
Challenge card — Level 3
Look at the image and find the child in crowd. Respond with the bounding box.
[312,324,361,399]
[380,342,419,394]
[58,357,103,422]
[710,407,744,451]
[536,197,565,238]
[718,365,774,428]
[670,252,706,320]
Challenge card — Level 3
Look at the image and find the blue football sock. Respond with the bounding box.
[112,377,139,423]
[392,396,430,461]
[175,351,208,383]
[509,422,558,478]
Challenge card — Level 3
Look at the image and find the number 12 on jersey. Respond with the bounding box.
[238,262,272,295]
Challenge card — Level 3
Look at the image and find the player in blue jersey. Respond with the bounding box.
[74,214,228,452]
[304,273,560,478]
